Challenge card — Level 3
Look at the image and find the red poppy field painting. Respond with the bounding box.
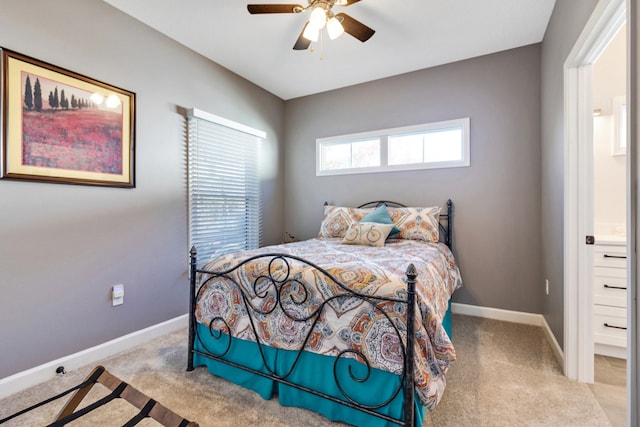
[22,107,123,174]
[1,49,135,187]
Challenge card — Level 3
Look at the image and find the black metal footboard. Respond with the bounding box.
[187,248,419,427]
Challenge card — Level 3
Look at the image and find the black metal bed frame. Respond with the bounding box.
[187,200,453,427]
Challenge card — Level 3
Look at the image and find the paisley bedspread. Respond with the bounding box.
[194,237,462,409]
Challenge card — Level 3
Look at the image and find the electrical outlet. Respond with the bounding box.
[545,279,549,296]
[112,284,124,306]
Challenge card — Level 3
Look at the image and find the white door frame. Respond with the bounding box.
[628,1,639,425]
[564,0,626,383]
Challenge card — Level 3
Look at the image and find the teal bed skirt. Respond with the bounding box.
[192,300,452,427]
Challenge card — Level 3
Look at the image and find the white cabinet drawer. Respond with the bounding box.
[593,275,627,307]
[593,265,626,279]
[593,305,627,348]
[593,245,627,269]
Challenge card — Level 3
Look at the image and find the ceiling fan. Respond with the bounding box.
[247,0,375,50]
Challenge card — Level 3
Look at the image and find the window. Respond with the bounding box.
[319,138,380,170]
[316,118,470,176]
[187,108,264,263]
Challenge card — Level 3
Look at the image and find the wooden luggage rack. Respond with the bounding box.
[0,366,198,426]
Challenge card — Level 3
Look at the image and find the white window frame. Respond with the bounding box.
[316,118,470,176]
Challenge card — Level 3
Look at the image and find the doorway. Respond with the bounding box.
[563,0,625,383]
[569,2,640,426]
[592,22,627,361]
[589,21,627,425]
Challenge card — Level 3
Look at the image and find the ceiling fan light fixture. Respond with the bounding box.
[303,23,320,42]
[326,16,344,39]
[247,1,375,51]
[309,7,327,29]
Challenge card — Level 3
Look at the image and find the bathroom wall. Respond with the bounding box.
[593,23,626,238]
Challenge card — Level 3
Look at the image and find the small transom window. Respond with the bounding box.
[316,118,470,176]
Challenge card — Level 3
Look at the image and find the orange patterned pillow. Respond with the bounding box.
[387,206,441,242]
[318,205,372,238]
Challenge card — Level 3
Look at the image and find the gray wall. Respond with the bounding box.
[0,0,285,378]
[0,0,607,380]
[540,0,599,347]
[284,45,543,314]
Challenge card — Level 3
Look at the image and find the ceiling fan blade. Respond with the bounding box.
[336,13,375,42]
[293,23,312,50]
[247,4,303,14]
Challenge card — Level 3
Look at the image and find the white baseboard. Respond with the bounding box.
[452,303,565,368]
[0,313,188,400]
[540,314,565,370]
[1,305,569,400]
[452,302,544,325]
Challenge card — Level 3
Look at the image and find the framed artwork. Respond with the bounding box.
[1,49,135,187]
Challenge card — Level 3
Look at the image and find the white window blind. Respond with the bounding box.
[187,108,265,264]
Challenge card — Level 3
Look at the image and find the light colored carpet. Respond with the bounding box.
[0,315,612,426]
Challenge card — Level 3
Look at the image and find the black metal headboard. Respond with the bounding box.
[356,199,453,249]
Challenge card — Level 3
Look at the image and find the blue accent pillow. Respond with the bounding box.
[360,205,401,235]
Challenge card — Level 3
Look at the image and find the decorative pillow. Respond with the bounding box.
[318,205,372,238]
[360,204,401,235]
[341,223,395,247]
[387,206,441,242]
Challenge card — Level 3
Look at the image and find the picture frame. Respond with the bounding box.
[1,48,135,187]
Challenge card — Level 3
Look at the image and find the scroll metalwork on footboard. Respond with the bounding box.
[187,249,419,427]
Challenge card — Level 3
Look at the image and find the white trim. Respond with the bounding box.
[452,303,565,369]
[564,64,581,381]
[542,314,566,372]
[186,108,267,139]
[0,314,188,400]
[628,1,639,425]
[578,63,595,383]
[452,302,544,325]
[563,0,626,383]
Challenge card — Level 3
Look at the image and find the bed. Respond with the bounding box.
[187,200,462,427]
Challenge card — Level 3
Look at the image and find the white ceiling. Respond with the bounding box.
[102,0,556,100]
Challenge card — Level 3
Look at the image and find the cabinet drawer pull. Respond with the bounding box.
[603,284,627,290]
[603,254,626,259]
[604,323,627,330]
